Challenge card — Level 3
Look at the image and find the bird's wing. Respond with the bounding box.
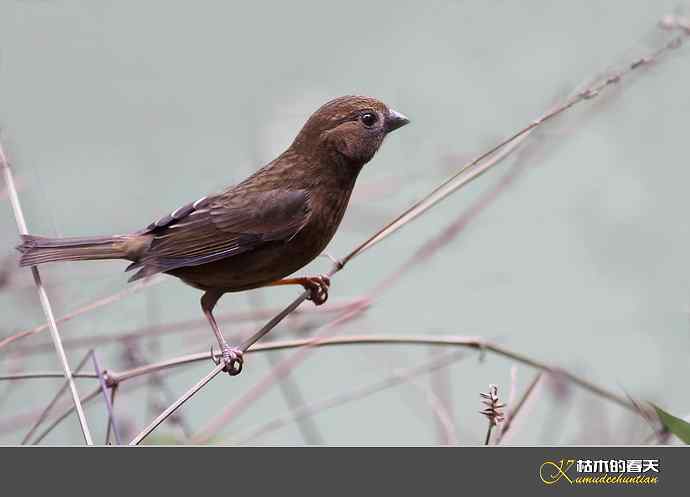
[127,188,311,280]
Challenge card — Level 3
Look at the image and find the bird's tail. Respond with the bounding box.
[17,234,131,267]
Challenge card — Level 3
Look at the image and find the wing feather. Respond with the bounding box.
[128,188,311,280]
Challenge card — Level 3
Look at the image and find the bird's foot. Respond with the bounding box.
[302,275,330,305]
[211,344,244,375]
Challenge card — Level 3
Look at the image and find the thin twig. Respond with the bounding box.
[31,387,101,445]
[506,366,519,420]
[496,372,543,444]
[4,296,363,358]
[484,424,493,445]
[1,141,93,444]
[429,348,455,445]
[133,335,194,439]
[0,371,157,437]
[0,372,99,381]
[418,383,458,445]
[237,291,314,354]
[129,363,225,445]
[21,351,92,445]
[103,335,635,413]
[0,277,163,351]
[105,384,118,445]
[90,350,121,445]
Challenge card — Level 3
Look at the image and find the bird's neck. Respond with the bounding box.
[273,147,362,192]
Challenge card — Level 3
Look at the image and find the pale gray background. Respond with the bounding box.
[1,1,688,444]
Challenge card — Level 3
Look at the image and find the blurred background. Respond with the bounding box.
[0,0,688,445]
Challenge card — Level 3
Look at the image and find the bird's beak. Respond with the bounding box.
[385,109,410,133]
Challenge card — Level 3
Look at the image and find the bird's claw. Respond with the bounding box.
[211,344,244,375]
[304,275,330,306]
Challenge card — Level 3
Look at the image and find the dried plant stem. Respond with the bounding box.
[4,295,363,357]
[21,351,91,445]
[496,372,543,444]
[0,277,163,351]
[419,383,458,445]
[429,348,455,445]
[0,372,99,381]
[129,363,225,445]
[103,335,634,412]
[237,291,313,353]
[1,142,93,445]
[31,387,101,445]
[91,351,121,445]
[22,373,159,442]
[105,384,118,445]
[484,424,494,445]
[9,333,638,421]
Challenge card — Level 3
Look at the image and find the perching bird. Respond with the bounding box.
[17,95,409,374]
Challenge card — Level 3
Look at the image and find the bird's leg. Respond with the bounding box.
[201,290,243,375]
[267,275,331,305]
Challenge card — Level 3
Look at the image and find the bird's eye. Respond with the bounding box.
[360,112,378,127]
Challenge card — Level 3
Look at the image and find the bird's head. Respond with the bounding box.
[291,95,410,168]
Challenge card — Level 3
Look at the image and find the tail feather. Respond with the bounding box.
[17,234,130,267]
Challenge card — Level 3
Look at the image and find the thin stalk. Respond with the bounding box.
[1,142,93,444]
[484,424,493,445]
[496,372,543,444]
[104,335,634,413]
[0,372,99,381]
[3,294,361,357]
[21,351,92,445]
[129,363,225,445]
[0,277,163,351]
[31,387,101,445]
[91,350,121,445]
[105,384,119,445]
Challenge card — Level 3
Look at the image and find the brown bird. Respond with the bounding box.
[18,95,409,374]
